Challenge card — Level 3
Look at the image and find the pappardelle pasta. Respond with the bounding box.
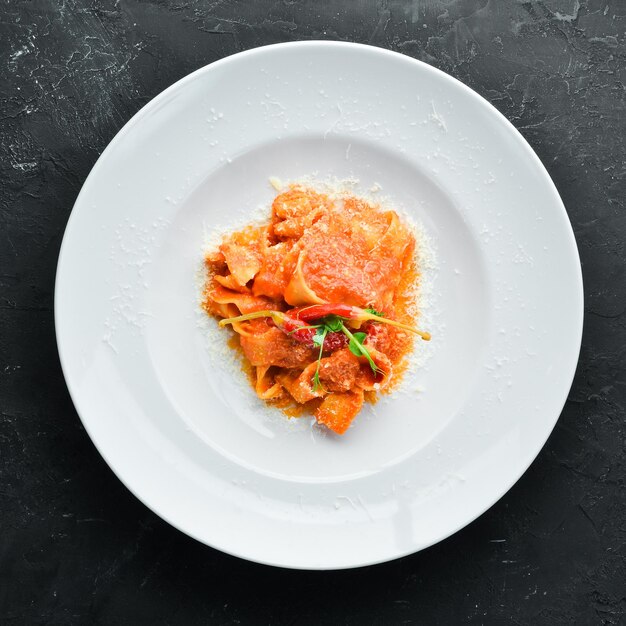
[202,185,430,435]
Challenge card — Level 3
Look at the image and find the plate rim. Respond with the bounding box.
[54,40,584,569]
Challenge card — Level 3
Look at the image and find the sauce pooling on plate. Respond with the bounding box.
[202,185,430,434]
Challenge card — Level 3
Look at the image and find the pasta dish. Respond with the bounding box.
[202,185,430,434]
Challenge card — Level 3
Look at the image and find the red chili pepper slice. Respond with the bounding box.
[281,315,317,344]
[290,303,356,323]
[286,304,431,340]
[218,304,431,342]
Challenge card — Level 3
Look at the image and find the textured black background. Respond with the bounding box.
[1,1,625,624]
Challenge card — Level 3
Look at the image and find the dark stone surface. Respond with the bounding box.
[1,0,624,623]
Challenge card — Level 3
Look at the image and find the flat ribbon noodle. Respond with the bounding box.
[364,212,414,311]
[214,274,251,293]
[355,346,393,391]
[255,366,284,400]
[239,327,316,369]
[220,225,266,286]
[284,251,326,306]
[315,390,365,435]
[276,365,324,404]
[252,240,300,300]
[209,284,277,315]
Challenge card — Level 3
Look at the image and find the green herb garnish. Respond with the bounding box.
[311,327,328,392]
[341,326,380,374]
[347,331,367,355]
[310,317,381,391]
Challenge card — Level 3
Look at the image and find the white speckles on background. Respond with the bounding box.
[102,216,171,353]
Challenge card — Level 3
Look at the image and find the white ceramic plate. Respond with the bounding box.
[55,41,583,569]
